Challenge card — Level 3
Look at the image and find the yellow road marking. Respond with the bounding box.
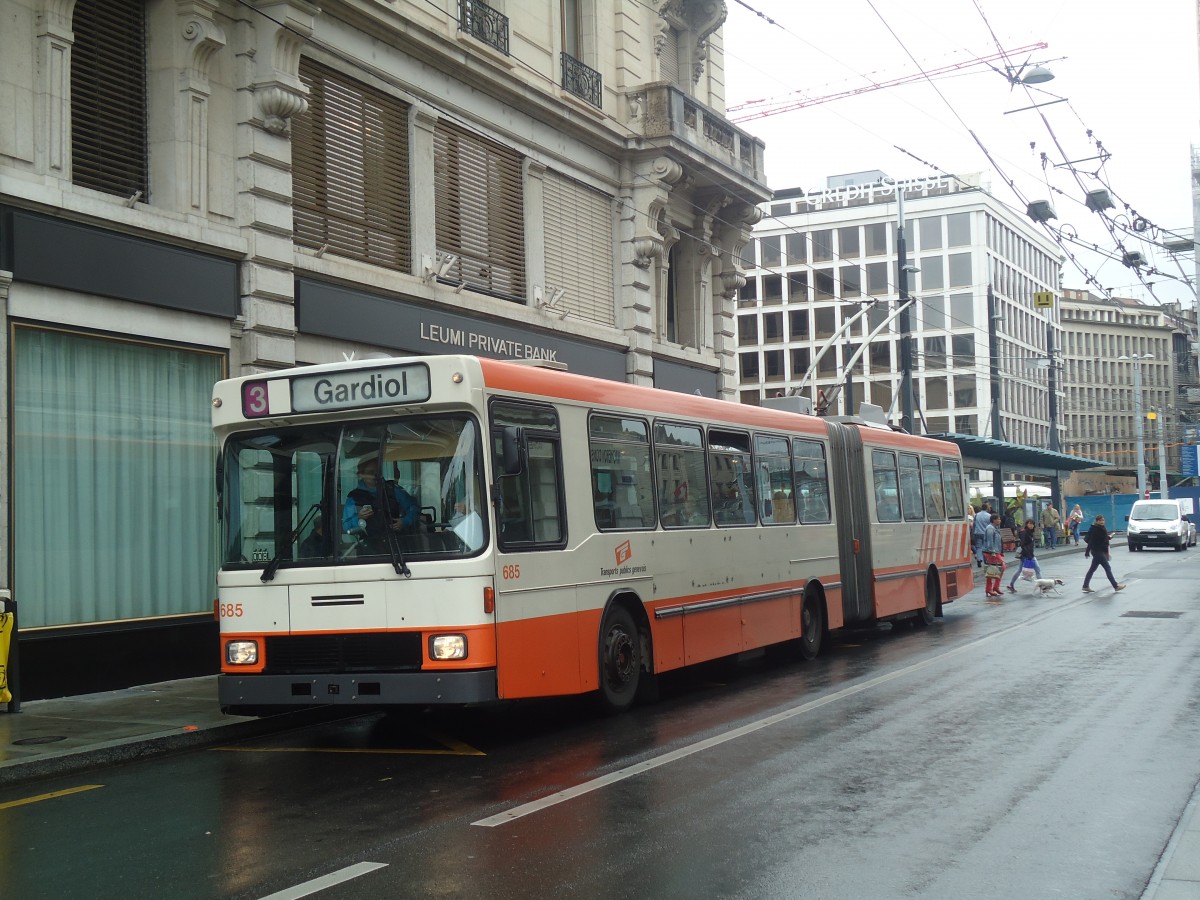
[0,784,103,811]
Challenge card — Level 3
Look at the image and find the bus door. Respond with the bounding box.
[825,422,875,624]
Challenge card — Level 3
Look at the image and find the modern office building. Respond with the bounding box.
[0,0,768,698]
[1060,289,1178,487]
[736,171,1063,449]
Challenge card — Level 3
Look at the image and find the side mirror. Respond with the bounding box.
[501,425,525,476]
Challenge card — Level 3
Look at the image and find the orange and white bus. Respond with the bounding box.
[212,354,972,715]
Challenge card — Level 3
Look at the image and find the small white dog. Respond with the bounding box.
[1034,577,1065,596]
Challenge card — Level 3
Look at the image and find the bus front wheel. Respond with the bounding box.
[799,594,824,661]
[598,604,641,713]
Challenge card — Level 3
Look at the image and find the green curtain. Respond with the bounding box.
[13,328,222,627]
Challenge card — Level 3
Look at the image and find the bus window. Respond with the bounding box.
[898,452,925,522]
[793,439,830,523]
[490,402,564,548]
[589,415,655,531]
[754,434,794,524]
[872,449,901,523]
[655,422,710,528]
[709,430,756,526]
[922,457,946,520]
[941,459,966,519]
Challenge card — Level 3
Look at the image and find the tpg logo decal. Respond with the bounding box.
[600,540,646,578]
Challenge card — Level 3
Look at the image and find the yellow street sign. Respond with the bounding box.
[1034,291,1055,308]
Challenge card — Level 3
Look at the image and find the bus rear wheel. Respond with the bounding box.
[598,604,641,713]
[799,594,824,661]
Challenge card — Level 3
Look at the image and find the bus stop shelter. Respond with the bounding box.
[926,433,1107,515]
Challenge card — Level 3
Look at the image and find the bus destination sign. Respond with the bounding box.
[291,363,431,414]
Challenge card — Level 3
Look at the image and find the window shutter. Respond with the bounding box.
[71,0,148,199]
[543,173,615,327]
[293,59,411,270]
[659,28,680,85]
[434,120,526,302]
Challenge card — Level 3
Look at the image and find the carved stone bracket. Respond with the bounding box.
[247,0,318,134]
[178,0,227,91]
[631,157,685,268]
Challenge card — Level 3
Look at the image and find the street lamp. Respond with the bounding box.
[1119,353,1155,497]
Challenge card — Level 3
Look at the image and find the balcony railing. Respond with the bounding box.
[561,53,602,109]
[629,84,765,185]
[459,0,509,56]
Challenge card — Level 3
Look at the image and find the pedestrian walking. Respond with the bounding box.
[1068,503,1084,545]
[972,501,993,567]
[982,513,1006,597]
[1041,504,1062,549]
[1082,514,1125,593]
[1007,519,1043,592]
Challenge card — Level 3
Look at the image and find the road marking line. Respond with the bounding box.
[473,601,1090,828]
[0,784,103,811]
[256,862,387,900]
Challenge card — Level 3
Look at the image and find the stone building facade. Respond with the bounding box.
[0,0,768,696]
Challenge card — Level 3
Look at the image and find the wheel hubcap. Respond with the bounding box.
[604,627,636,687]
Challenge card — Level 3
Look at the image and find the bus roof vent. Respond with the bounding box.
[505,358,568,371]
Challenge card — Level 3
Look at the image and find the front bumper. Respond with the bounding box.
[219,670,498,709]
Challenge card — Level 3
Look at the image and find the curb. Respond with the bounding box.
[0,707,361,787]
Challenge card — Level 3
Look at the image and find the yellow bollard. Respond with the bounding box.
[0,596,11,704]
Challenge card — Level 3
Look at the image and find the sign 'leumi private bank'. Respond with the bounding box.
[296,278,627,383]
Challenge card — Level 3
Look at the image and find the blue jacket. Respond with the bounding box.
[343,479,419,534]
[982,523,1003,554]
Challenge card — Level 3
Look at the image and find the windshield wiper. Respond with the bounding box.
[376,481,411,579]
[261,503,321,583]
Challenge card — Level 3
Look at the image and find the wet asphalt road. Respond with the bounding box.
[2,546,1198,899]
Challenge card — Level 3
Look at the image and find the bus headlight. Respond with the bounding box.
[430,634,467,660]
[226,640,259,665]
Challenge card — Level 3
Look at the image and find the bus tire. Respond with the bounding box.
[916,571,939,626]
[597,603,641,714]
[799,593,824,661]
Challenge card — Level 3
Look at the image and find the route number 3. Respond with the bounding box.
[502,564,520,580]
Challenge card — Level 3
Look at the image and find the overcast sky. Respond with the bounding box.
[721,0,1199,307]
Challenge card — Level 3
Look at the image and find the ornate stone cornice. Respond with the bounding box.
[656,0,727,83]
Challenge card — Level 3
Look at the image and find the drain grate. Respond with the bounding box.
[1121,611,1184,619]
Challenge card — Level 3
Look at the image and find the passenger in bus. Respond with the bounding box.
[299,516,329,558]
[343,458,419,537]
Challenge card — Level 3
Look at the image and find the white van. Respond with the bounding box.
[1126,499,1196,551]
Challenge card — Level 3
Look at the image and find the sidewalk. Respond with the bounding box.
[1,543,1197,898]
[0,675,333,786]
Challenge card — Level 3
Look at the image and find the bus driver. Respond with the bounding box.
[343,458,419,539]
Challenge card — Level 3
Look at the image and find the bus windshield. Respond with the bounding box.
[220,414,487,570]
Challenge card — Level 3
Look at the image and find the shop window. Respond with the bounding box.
[13,327,223,627]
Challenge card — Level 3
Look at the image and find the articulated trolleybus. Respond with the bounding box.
[213,355,973,714]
